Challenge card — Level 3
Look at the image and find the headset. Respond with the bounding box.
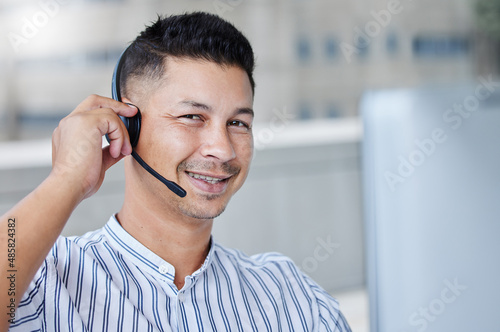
[108,46,187,198]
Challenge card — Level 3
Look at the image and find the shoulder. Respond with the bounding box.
[211,241,301,286]
[211,244,320,302]
[12,228,108,330]
[211,242,351,331]
[213,242,293,267]
[46,227,109,263]
[212,241,301,281]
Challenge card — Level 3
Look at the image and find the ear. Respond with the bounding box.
[122,97,133,105]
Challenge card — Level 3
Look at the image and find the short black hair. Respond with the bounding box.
[120,12,255,97]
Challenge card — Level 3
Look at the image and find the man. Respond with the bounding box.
[1,12,351,331]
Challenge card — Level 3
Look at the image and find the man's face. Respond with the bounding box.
[130,58,254,220]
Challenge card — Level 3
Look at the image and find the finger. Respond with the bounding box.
[97,112,132,159]
[76,94,138,118]
[101,145,126,172]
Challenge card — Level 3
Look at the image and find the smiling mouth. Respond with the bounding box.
[187,172,229,184]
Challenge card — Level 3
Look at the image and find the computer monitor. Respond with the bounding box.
[361,83,500,332]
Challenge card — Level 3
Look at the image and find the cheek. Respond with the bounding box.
[145,125,201,168]
[234,135,254,165]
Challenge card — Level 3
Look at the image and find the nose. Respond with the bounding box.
[199,124,236,162]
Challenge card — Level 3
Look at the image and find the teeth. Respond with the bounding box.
[188,172,224,184]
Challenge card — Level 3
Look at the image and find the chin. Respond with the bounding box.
[181,206,227,220]
[178,197,229,220]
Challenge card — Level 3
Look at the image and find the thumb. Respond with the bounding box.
[102,145,127,172]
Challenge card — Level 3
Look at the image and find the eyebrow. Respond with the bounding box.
[179,100,254,118]
[180,100,210,110]
[236,107,254,118]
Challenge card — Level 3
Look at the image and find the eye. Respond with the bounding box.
[228,120,251,129]
[181,114,202,120]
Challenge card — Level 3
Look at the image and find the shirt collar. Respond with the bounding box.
[104,214,214,284]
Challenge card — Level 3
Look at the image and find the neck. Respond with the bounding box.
[117,184,213,290]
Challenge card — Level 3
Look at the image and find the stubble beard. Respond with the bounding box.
[175,160,240,220]
[177,193,228,220]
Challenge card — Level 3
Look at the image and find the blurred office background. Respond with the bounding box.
[1,0,500,331]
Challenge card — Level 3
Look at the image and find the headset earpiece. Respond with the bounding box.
[109,46,142,148]
[120,107,141,148]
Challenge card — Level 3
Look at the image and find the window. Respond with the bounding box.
[325,104,340,118]
[324,36,338,60]
[413,36,470,58]
[386,32,398,55]
[296,37,312,62]
[355,40,370,59]
[298,102,313,120]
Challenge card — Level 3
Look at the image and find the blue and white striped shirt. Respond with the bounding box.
[11,215,351,331]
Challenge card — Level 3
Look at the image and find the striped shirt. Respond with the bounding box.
[11,215,351,331]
